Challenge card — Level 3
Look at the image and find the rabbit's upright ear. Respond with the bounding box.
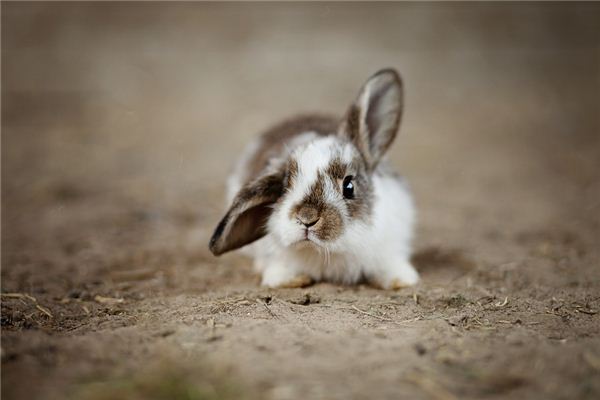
[209,171,284,256]
[340,69,403,170]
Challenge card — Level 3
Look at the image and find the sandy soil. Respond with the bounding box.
[2,3,600,400]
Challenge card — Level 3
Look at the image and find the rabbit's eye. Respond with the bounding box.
[342,175,354,199]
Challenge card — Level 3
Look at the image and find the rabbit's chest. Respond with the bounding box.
[292,247,364,284]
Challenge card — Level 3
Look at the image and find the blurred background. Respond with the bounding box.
[2,3,600,400]
[3,2,599,283]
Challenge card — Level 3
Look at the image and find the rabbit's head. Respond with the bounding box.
[209,69,403,255]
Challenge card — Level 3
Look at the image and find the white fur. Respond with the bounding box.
[233,135,419,289]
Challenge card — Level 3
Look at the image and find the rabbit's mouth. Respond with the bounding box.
[304,228,321,243]
[304,228,313,240]
[291,232,322,249]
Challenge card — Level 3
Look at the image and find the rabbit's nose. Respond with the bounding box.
[298,216,320,228]
[296,207,320,227]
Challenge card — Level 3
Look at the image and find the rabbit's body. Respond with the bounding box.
[210,69,420,288]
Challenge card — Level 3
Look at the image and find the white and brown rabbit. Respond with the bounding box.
[209,69,419,289]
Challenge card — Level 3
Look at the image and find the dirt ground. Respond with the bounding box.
[2,3,600,400]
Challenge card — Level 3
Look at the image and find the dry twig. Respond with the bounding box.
[94,295,124,305]
[1,292,37,302]
[257,299,279,319]
[351,305,393,322]
[36,304,53,318]
[495,297,509,307]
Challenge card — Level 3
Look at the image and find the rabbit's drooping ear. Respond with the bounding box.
[340,69,403,170]
[209,172,284,256]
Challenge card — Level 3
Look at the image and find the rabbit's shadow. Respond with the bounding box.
[411,246,477,284]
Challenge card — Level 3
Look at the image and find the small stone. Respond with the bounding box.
[414,343,427,356]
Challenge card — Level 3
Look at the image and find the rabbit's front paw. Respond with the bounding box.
[373,260,420,290]
[275,274,314,288]
[261,262,313,288]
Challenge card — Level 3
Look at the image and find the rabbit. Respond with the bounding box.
[209,68,419,289]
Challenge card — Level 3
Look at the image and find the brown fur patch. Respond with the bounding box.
[325,157,346,180]
[304,171,326,208]
[345,105,361,144]
[317,206,343,241]
[285,158,298,189]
